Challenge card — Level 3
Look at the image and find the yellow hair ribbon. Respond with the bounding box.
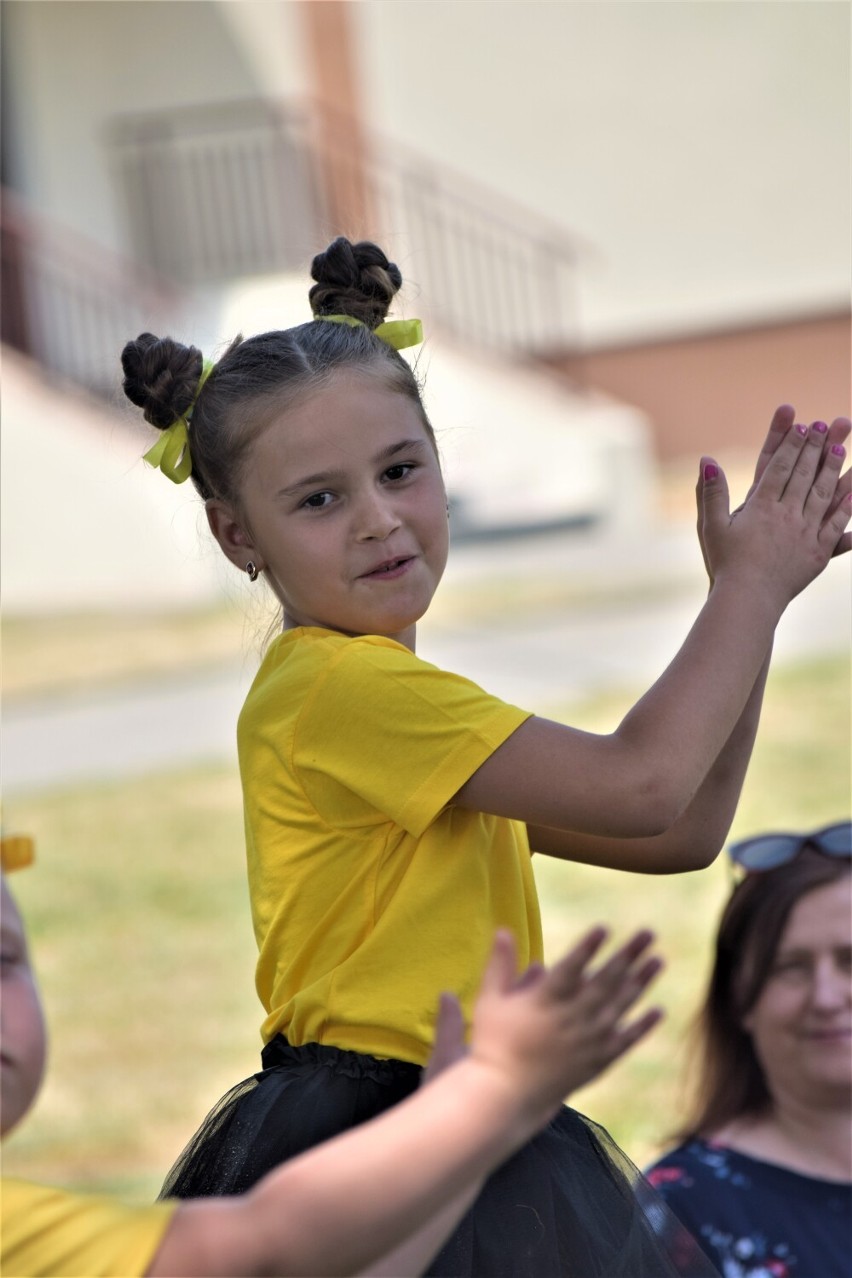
[1,835,35,873]
[142,360,214,485]
[318,315,424,351]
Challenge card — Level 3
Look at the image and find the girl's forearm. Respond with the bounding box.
[660,640,772,859]
[529,644,773,871]
[457,575,781,840]
[611,575,781,826]
[356,1184,484,1277]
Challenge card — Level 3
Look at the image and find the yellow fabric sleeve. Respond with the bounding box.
[293,637,531,837]
[0,1179,176,1278]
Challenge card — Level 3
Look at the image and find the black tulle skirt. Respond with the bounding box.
[160,1037,719,1277]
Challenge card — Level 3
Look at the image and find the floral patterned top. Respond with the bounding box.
[645,1138,852,1278]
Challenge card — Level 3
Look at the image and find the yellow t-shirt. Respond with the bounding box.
[238,628,541,1064]
[0,1179,175,1278]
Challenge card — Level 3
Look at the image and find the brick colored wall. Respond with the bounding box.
[553,312,850,462]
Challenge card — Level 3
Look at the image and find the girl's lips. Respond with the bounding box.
[360,556,414,580]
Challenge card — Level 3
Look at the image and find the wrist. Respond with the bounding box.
[710,567,787,618]
[460,1054,558,1140]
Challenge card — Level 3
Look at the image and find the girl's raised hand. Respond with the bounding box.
[742,407,852,558]
[747,406,850,501]
[468,928,663,1122]
[695,407,852,586]
[698,417,851,606]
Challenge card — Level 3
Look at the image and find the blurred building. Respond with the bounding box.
[2,1,848,463]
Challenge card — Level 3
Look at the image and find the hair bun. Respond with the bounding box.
[121,333,204,429]
[309,237,403,328]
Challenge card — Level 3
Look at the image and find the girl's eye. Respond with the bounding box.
[301,491,334,510]
[383,463,415,483]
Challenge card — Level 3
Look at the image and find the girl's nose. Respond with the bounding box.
[354,492,401,541]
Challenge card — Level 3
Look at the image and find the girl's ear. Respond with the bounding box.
[206,500,263,573]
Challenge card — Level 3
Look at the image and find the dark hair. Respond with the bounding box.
[674,842,851,1140]
[121,237,432,507]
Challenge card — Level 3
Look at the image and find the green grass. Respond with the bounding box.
[2,654,849,1201]
[2,770,260,1201]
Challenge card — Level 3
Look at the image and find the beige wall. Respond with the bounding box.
[357,1,850,345]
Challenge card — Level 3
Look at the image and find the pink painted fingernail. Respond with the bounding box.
[795,423,808,436]
[831,444,846,457]
[703,463,719,481]
[812,420,828,434]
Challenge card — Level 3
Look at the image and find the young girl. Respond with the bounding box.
[122,236,851,1276]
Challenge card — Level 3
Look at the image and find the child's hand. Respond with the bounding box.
[695,407,852,588]
[748,407,850,506]
[468,928,662,1123]
[697,417,851,606]
[740,407,852,561]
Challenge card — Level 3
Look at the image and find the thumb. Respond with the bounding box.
[423,992,468,1082]
[479,928,518,999]
[698,458,730,526]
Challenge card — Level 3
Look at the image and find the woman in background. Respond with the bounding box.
[646,823,851,1278]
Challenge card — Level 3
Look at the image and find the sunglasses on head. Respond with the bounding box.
[728,821,852,873]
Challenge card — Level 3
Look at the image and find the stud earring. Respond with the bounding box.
[245,561,259,582]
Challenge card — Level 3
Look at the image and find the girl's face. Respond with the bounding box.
[742,876,852,1108]
[209,371,449,651]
